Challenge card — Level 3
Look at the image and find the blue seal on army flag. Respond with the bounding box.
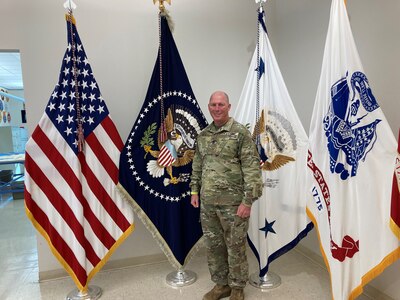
[118,14,208,269]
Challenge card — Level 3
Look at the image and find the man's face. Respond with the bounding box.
[208,93,231,127]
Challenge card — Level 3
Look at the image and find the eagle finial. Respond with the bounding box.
[153,0,171,12]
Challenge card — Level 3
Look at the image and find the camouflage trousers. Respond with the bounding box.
[200,204,250,288]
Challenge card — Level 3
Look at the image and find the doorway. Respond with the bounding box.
[0,50,38,300]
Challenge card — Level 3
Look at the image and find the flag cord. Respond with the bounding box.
[255,6,261,147]
[158,13,167,142]
[68,9,85,152]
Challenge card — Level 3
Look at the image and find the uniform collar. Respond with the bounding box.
[208,117,234,133]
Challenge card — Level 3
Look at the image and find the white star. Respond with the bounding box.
[70,80,76,88]
[63,67,70,76]
[66,115,74,124]
[83,57,89,65]
[61,79,68,87]
[68,103,75,112]
[58,103,66,111]
[69,91,76,100]
[56,114,64,123]
[88,105,95,113]
[60,92,67,100]
[48,102,56,111]
[82,69,89,77]
[81,104,87,112]
[87,117,94,125]
[77,44,83,52]
[90,82,97,90]
[51,91,58,99]
[97,105,105,114]
[64,127,73,136]
[81,81,88,89]
[89,93,96,101]
[81,93,87,100]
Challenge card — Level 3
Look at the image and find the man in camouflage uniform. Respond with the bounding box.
[190,91,263,300]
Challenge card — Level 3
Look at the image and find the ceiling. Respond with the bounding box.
[0,52,23,90]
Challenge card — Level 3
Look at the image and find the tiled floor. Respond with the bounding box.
[0,194,376,300]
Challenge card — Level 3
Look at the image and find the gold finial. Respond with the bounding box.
[153,0,171,12]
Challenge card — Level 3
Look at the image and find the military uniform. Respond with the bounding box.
[190,117,263,288]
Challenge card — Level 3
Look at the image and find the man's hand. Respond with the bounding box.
[191,194,199,208]
[237,203,251,218]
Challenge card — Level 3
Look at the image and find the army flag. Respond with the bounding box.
[391,130,400,239]
[118,14,208,269]
[307,0,400,299]
[234,7,313,277]
[24,14,134,291]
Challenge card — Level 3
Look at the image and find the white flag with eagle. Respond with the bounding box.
[234,6,313,277]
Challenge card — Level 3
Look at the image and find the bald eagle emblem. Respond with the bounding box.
[141,106,202,186]
[253,109,297,171]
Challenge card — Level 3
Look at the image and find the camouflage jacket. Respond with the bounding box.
[190,118,263,206]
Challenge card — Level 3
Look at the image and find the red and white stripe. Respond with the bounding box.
[25,114,134,290]
[157,144,176,167]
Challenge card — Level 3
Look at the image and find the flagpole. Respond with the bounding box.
[62,1,102,298]
[248,0,281,290]
[152,0,197,288]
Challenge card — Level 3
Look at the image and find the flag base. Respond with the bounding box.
[66,285,102,300]
[166,269,197,287]
[249,271,281,289]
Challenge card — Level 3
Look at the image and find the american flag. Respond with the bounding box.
[24,14,134,291]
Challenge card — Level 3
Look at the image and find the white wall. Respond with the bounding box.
[1,0,269,277]
[271,0,399,298]
[1,0,398,298]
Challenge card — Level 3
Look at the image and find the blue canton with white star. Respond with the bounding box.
[46,20,108,154]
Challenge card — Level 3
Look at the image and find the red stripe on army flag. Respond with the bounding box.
[234,6,313,277]
[307,0,400,299]
[390,130,400,239]
[24,14,134,291]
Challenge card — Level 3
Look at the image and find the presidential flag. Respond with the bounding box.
[24,14,134,291]
[234,7,313,277]
[391,130,400,239]
[118,14,208,269]
[307,0,400,299]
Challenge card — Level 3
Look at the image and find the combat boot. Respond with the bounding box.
[229,288,244,300]
[202,284,231,300]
